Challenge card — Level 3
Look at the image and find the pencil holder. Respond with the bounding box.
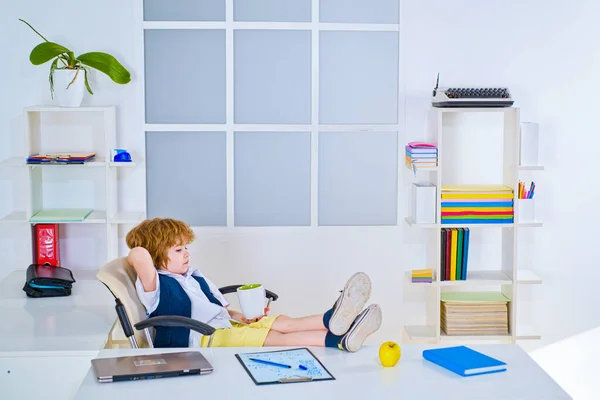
[517,199,535,223]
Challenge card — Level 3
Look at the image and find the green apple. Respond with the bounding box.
[379,341,401,367]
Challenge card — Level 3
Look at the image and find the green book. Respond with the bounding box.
[29,208,93,222]
[441,291,510,303]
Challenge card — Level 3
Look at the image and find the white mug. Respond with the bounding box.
[236,284,266,320]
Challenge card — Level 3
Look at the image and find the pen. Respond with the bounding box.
[249,358,308,370]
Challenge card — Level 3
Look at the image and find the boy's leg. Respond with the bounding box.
[270,314,327,333]
[263,304,382,352]
[269,272,371,335]
[263,330,327,346]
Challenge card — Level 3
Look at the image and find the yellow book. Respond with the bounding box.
[441,184,513,192]
[412,268,432,275]
[450,229,458,281]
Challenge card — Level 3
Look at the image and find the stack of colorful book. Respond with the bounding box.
[405,142,438,170]
[441,185,514,224]
[441,228,469,281]
[411,268,433,283]
[441,292,510,336]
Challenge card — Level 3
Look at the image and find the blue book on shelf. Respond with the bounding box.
[423,346,507,377]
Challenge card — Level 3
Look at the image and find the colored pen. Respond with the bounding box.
[249,358,308,370]
[249,358,291,369]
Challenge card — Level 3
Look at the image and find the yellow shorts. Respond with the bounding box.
[200,315,279,347]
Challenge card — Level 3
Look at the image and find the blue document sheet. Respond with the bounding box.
[235,348,335,385]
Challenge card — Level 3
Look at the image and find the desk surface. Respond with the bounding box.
[74,344,571,400]
[0,269,116,356]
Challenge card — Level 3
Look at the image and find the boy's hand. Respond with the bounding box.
[238,307,270,324]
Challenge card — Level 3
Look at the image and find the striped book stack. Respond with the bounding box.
[405,142,438,170]
[441,185,514,224]
[411,268,433,283]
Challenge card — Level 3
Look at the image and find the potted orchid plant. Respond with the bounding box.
[20,18,131,107]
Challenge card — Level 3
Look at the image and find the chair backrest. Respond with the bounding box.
[97,257,151,348]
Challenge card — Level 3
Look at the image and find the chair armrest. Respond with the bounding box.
[134,316,216,336]
[218,285,279,301]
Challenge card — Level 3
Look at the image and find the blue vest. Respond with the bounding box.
[149,274,223,348]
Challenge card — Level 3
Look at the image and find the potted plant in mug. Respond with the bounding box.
[19,19,131,107]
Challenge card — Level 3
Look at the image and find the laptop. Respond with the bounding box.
[91,351,214,383]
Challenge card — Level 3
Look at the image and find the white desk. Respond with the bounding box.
[74,345,571,400]
[0,269,116,356]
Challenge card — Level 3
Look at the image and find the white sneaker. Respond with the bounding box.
[340,304,382,353]
[328,272,372,336]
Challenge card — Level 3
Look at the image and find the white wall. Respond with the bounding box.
[2,0,599,352]
[0,0,144,279]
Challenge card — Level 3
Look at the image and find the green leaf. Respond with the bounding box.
[49,58,59,98]
[29,42,71,65]
[77,52,131,84]
[83,68,94,95]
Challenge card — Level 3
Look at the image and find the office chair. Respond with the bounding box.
[96,257,279,349]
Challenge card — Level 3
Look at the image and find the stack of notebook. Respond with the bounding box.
[411,268,433,283]
[441,185,514,224]
[405,142,438,170]
[441,292,509,336]
[26,152,96,164]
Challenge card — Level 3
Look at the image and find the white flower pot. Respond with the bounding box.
[53,68,85,107]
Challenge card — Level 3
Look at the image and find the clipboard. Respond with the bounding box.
[235,347,335,385]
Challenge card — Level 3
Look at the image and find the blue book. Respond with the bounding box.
[423,346,506,377]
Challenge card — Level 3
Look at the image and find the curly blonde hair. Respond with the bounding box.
[125,218,196,269]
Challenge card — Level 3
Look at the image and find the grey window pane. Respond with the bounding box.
[320,31,398,124]
[234,30,311,124]
[234,132,311,226]
[318,131,398,226]
[146,132,226,226]
[145,30,226,124]
[320,0,398,24]
[144,0,225,21]
[234,0,311,22]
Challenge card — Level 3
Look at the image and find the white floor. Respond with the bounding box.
[530,326,600,400]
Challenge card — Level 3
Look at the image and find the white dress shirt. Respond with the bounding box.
[135,267,232,347]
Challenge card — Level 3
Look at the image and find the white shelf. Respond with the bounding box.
[519,165,544,171]
[27,159,107,168]
[404,107,542,345]
[0,211,27,224]
[404,216,437,228]
[404,164,438,173]
[25,105,115,113]
[437,107,517,113]
[516,270,542,284]
[406,269,542,286]
[27,210,107,224]
[109,161,138,168]
[403,325,436,341]
[440,332,513,342]
[405,216,528,229]
[110,212,145,224]
[440,270,512,285]
[518,221,543,228]
[516,326,541,340]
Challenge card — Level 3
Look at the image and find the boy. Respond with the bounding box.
[127,218,382,352]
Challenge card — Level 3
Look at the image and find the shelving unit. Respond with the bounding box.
[403,106,543,344]
[0,106,145,266]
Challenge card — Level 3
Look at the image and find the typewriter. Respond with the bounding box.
[431,74,514,108]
